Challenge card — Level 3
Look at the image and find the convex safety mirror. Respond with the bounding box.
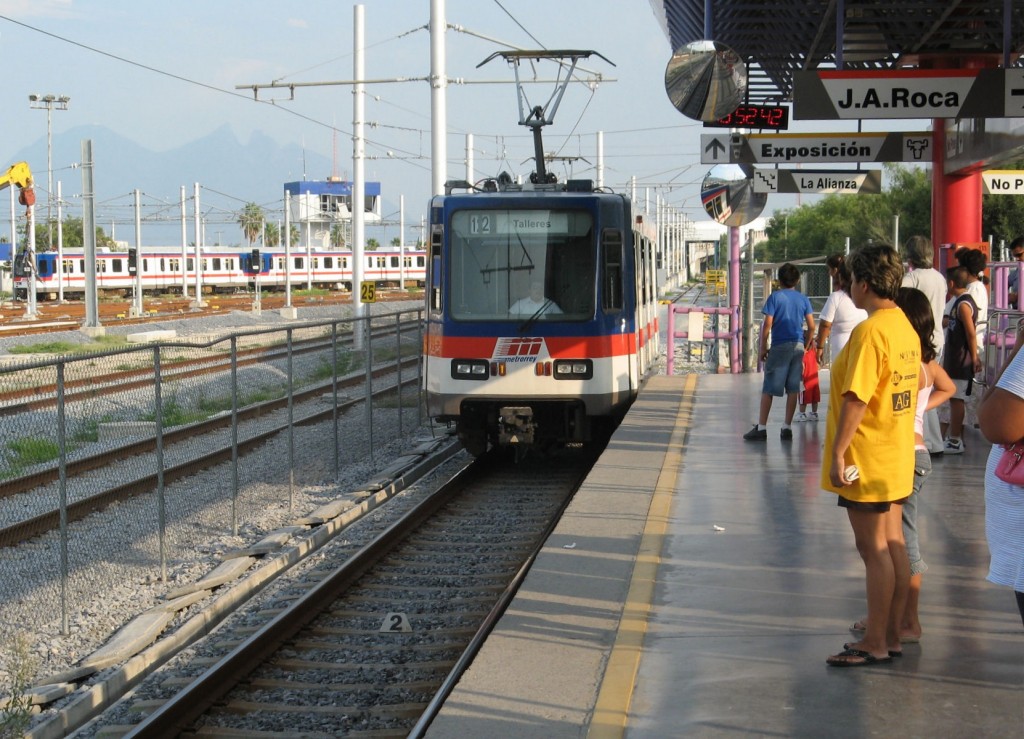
[665,39,747,122]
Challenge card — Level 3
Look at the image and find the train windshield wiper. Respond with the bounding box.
[518,299,553,333]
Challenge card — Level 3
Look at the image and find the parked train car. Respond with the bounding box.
[12,245,426,300]
[422,175,659,457]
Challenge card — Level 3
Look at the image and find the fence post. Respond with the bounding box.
[154,345,167,582]
[332,322,340,481]
[230,336,239,536]
[287,327,295,512]
[57,360,69,635]
[395,312,404,438]
[364,316,374,466]
[667,307,676,376]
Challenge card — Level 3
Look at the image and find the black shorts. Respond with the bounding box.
[837,496,908,512]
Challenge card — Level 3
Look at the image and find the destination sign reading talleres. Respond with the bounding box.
[700,132,932,165]
[753,169,881,195]
[794,69,1024,120]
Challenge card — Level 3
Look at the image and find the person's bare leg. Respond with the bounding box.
[884,504,910,653]
[832,509,893,662]
[948,398,965,440]
[758,393,773,426]
[902,573,923,639]
[784,391,798,425]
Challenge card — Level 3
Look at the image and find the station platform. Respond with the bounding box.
[426,372,1024,739]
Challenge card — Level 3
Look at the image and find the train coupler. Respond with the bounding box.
[498,406,536,446]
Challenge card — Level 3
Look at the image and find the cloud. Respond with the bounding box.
[0,0,76,19]
[286,18,307,29]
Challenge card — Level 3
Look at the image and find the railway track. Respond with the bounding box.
[0,291,421,338]
[0,356,421,548]
[0,317,421,415]
[30,444,598,738]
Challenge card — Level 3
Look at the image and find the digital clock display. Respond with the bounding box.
[704,104,790,130]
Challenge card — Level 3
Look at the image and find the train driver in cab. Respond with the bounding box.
[510,280,562,317]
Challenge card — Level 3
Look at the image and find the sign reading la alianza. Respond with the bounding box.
[753,169,882,195]
[794,69,1024,120]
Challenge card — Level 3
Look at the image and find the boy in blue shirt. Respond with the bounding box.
[744,263,816,440]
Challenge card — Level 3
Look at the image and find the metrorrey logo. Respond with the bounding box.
[494,337,543,363]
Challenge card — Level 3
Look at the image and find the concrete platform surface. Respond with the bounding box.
[426,373,1023,739]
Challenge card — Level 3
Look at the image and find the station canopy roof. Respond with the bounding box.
[652,0,1024,104]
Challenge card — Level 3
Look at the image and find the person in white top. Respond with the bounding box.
[977,325,1024,627]
[902,235,950,454]
[816,254,867,365]
[510,281,562,316]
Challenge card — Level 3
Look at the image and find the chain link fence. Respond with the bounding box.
[0,307,425,635]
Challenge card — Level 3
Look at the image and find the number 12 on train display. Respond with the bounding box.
[422,182,660,457]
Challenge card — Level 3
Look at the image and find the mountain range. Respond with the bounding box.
[9,124,336,243]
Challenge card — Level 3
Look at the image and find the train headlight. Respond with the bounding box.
[451,359,489,380]
[552,359,593,380]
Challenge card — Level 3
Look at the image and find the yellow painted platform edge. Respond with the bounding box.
[587,372,698,739]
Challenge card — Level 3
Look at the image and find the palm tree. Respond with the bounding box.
[330,223,346,248]
[239,203,265,246]
[264,222,280,248]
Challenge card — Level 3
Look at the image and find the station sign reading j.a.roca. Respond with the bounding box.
[793,69,1024,120]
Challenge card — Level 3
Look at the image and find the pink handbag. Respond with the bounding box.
[995,442,1024,485]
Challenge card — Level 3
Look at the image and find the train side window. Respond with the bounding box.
[62,259,73,274]
[324,256,333,269]
[97,260,107,273]
[187,257,194,271]
[601,228,623,311]
[430,223,443,312]
[390,256,399,268]
[212,258,222,271]
[110,259,121,273]
[295,257,304,270]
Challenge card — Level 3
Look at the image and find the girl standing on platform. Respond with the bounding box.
[821,245,920,667]
[851,288,955,642]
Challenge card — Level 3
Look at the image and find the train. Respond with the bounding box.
[422,175,660,457]
[11,245,427,299]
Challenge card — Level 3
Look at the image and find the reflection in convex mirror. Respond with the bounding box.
[700,163,766,227]
[664,39,747,122]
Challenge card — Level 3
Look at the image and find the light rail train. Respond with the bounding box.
[11,245,426,299]
[422,176,659,456]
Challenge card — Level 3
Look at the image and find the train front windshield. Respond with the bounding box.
[448,208,594,322]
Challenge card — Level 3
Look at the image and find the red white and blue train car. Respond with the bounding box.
[422,177,659,456]
[13,246,426,299]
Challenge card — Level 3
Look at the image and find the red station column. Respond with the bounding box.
[931,121,982,252]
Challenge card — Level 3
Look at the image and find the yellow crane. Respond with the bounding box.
[0,161,35,212]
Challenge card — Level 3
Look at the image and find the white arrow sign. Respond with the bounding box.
[982,170,1024,195]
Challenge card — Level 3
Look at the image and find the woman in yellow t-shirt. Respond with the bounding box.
[822,245,920,668]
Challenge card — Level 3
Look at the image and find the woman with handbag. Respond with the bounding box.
[976,326,1024,626]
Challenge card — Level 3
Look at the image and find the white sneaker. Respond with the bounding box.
[793,412,808,423]
[807,411,819,422]
[944,438,964,454]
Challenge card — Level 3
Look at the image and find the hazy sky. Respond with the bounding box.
[0,0,929,242]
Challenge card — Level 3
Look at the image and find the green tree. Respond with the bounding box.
[31,217,114,251]
[330,223,346,248]
[366,238,379,250]
[391,236,401,247]
[238,203,265,247]
[982,159,1024,249]
[264,222,280,248]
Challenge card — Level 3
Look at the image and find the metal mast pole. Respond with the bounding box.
[430,0,447,196]
[353,4,366,321]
